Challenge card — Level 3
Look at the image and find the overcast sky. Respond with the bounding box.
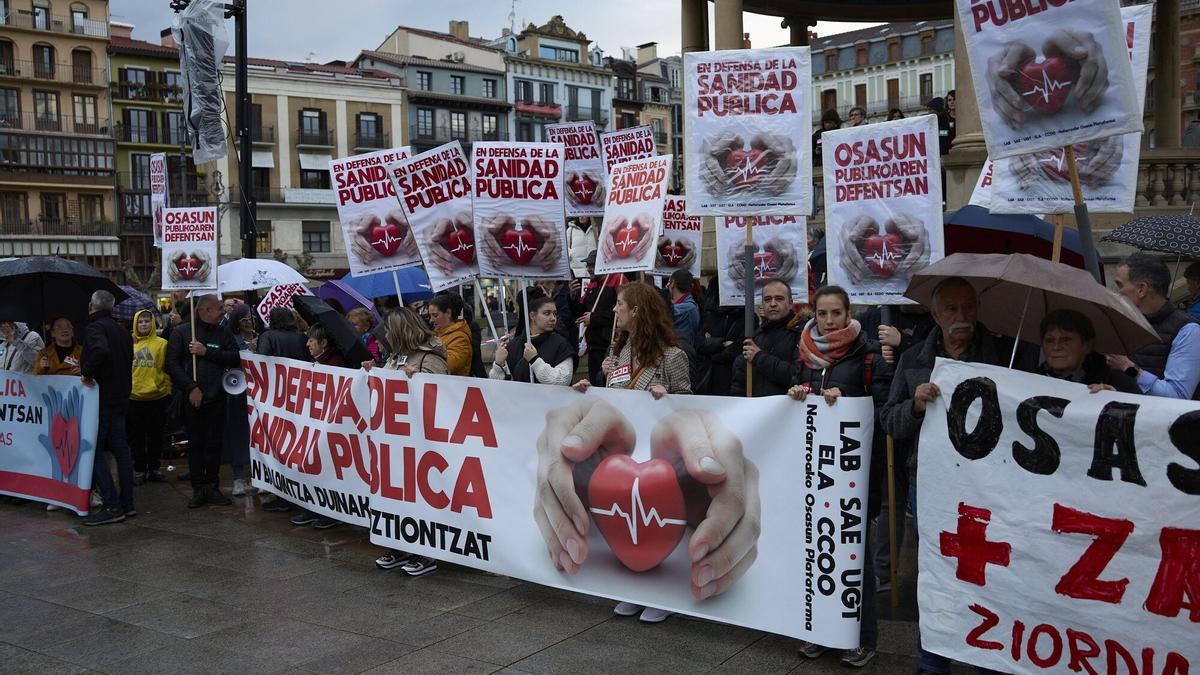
[110,1,877,64]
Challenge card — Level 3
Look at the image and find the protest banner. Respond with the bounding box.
[955,0,1142,160]
[600,125,657,179]
[594,155,673,276]
[683,47,812,216]
[918,360,1200,674]
[0,371,98,514]
[970,159,995,209]
[652,196,702,278]
[161,206,218,291]
[547,121,605,218]
[822,115,943,305]
[150,152,168,247]
[385,142,478,291]
[331,147,422,278]
[988,4,1152,215]
[714,215,808,307]
[242,352,873,644]
[469,141,570,280]
[256,283,312,326]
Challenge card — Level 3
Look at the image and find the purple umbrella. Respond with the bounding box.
[314,279,381,323]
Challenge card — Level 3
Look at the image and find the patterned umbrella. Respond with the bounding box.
[1100,214,1200,258]
[113,285,157,322]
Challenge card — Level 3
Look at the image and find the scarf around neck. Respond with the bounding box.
[798,319,861,370]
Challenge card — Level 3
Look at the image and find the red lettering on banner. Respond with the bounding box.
[965,604,1004,651]
[1051,503,1134,604]
[1144,527,1200,622]
[451,456,491,518]
[244,358,268,403]
[375,442,493,518]
[940,502,1012,586]
[1065,628,1101,675]
[968,0,1074,33]
[451,387,497,447]
[1027,623,1064,669]
[424,383,450,443]
[368,376,410,436]
[417,451,450,509]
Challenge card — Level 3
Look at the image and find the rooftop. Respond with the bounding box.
[810,20,953,51]
[356,51,506,76]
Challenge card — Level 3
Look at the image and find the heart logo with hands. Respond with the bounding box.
[839,214,928,284]
[987,29,1108,129]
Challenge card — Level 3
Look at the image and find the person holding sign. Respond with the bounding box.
[428,293,473,377]
[489,295,574,385]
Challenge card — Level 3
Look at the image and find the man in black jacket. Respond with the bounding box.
[80,290,134,526]
[731,279,799,397]
[166,293,241,508]
[574,251,619,386]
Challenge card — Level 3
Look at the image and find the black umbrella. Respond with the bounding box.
[1101,214,1200,258]
[0,256,127,326]
[292,295,371,367]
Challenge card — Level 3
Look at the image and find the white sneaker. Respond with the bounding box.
[613,602,642,617]
[231,479,246,497]
[46,504,61,511]
[639,607,673,623]
[89,491,102,508]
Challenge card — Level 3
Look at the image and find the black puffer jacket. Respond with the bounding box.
[731,312,800,397]
[165,319,240,403]
[256,329,311,362]
[80,309,133,410]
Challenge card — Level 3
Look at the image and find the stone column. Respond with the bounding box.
[786,16,812,46]
[1154,0,1181,148]
[714,0,743,50]
[942,8,988,210]
[681,0,709,54]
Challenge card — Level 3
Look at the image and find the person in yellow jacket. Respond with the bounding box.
[129,309,172,484]
[34,317,83,375]
[429,292,473,376]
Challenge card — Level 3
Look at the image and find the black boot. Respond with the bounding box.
[187,485,207,508]
[207,486,232,506]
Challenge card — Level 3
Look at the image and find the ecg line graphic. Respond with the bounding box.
[753,258,775,279]
[867,241,902,269]
[449,240,474,255]
[371,230,404,251]
[502,236,537,257]
[616,227,639,252]
[729,157,765,184]
[1039,151,1068,173]
[590,477,687,545]
[178,258,198,275]
[1021,68,1073,103]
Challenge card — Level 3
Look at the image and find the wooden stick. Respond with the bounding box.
[1063,144,1102,282]
[589,274,610,315]
[1052,214,1064,263]
[391,270,404,306]
[886,434,899,609]
[1065,145,1085,205]
[499,280,510,335]
[744,223,754,398]
[521,280,532,347]
[473,280,500,345]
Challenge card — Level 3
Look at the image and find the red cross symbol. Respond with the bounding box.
[940,502,1011,586]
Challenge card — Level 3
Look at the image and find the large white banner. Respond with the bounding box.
[150,152,168,247]
[956,0,1142,159]
[332,147,422,278]
[161,206,218,291]
[652,196,702,278]
[470,141,570,280]
[989,4,1152,215]
[715,215,808,307]
[683,47,812,216]
[595,155,673,276]
[546,122,605,218]
[822,115,943,305]
[919,360,1200,674]
[244,352,873,645]
[386,142,478,292]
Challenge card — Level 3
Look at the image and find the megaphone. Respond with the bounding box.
[222,369,247,395]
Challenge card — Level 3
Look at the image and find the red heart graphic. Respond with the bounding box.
[370,219,403,257]
[862,233,905,279]
[1017,57,1076,115]
[500,224,539,265]
[569,175,597,205]
[587,455,688,572]
[752,251,777,285]
[444,225,475,264]
[50,413,80,477]
[724,148,770,190]
[659,240,685,267]
[613,222,643,258]
[1039,143,1090,182]
[176,256,200,280]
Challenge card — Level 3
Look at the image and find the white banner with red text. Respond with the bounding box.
[242,353,871,644]
[332,147,422,278]
[600,125,657,179]
[595,155,673,276]
[256,283,313,327]
[918,360,1200,674]
[714,215,809,307]
[652,196,702,278]
[150,152,168,247]
[547,122,606,218]
[161,206,218,291]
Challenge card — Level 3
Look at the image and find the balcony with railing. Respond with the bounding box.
[4,217,118,237]
[233,185,336,205]
[354,131,388,150]
[514,98,562,117]
[296,129,334,147]
[0,111,110,135]
[566,105,609,124]
[0,58,106,86]
[114,123,188,146]
[408,123,509,148]
[112,81,183,103]
[0,11,109,38]
[251,126,275,145]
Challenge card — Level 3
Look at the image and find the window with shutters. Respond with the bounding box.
[80,194,102,223]
[887,39,901,62]
[920,73,933,103]
[123,67,148,99]
[164,71,183,102]
[73,95,96,132]
[0,42,13,76]
[164,111,185,145]
[32,4,49,30]
[417,71,431,91]
[539,82,555,106]
[515,80,532,103]
[416,108,433,138]
[126,109,151,143]
[130,153,151,189]
[451,75,465,95]
[71,49,92,84]
[854,84,867,107]
[0,191,29,225]
[33,90,58,130]
[32,44,54,79]
[821,89,837,113]
[0,87,19,126]
[449,112,466,140]
[481,114,498,141]
[40,193,65,225]
[299,109,327,145]
[921,34,935,56]
[856,45,868,67]
[887,78,900,109]
[825,51,837,72]
[483,79,496,98]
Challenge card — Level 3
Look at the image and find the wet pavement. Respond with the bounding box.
[0,469,924,674]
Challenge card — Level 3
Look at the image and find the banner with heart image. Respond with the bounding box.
[987,4,1151,215]
[714,215,809,307]
[470,141,571,280]
[594,155,674,276]
[0,371,98,514]
[385,142,479,292]
[547,121,605,218]
[332,146,423,278]
[916,359,1200,674]
[161,206,218,291]
[956,0,1142,160]
[600,125,658,180]
[822,114,943,305]
[652,196,702,278]
[150,152,168,248]
[256,283,313,327]
[682,46,812,216]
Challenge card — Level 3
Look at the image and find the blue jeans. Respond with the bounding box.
[92,408,134,511]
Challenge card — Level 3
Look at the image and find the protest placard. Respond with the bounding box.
[385,142,478,291]
[150,152,168,247]
[332,147,422,277]
[918,359,1200,674]
[161,206,218,291]
[652,196,702,278]
[595,155,673,276]
[955,0,1142,159]
[243,352,872,645]
[0,371,97,514]
[823,115,943,305]
[715,215,808,307]
[256,283,312,326]
[547,121,605,218]
[683,47,812,215]
[600,125,657,178]
[469,141,570,280]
